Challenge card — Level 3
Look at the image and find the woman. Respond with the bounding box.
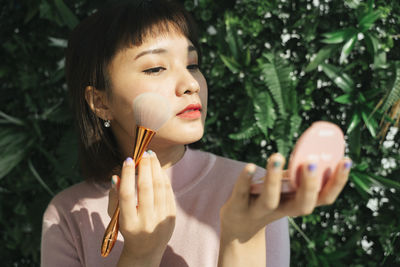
[41,1,351,266]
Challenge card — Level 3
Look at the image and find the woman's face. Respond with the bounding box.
[105,30,207,153]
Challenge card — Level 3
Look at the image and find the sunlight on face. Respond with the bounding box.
[106,29,208,152]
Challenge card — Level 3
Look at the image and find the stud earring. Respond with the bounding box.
[104,120,111,128]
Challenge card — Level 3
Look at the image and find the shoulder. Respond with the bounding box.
[192,149,266,180]
[43,181,108,223]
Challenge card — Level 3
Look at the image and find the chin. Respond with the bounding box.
[154,123,204,146]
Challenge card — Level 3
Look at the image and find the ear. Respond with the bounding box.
[85,86,113,121]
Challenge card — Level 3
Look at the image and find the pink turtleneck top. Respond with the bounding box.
[41,148,290,266]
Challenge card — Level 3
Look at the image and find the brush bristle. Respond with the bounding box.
[132,92,171,131]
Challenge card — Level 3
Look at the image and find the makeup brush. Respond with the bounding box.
[101,92,171,257]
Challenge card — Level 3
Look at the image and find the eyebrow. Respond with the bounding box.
[135,45,197,60]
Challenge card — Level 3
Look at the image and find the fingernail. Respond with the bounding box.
[111,175,119,188]
[125,157,134,166]
[247,164,256,177]
[142,151,149,158]
[147,150,153,155]
[344,161,352,170]
[273,161,282,169]
[308,163,317,172]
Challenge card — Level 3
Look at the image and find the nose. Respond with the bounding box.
[175,69,200,96]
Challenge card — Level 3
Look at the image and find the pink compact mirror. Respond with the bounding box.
[251,121,345,194]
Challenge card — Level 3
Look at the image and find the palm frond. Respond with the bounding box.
[259,53,294,116]
[381,61,400,112]
[0,127,34,179]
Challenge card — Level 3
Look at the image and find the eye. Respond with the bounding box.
[143,67,166,75]
[187,64,199,70]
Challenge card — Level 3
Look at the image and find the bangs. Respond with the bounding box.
[78,0,199,90]
[65,0,200,181]
[116,8,195,50]
[103,0,198,56]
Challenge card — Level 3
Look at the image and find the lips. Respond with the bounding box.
[176,103,202,119]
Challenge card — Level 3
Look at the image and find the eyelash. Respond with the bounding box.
[143,67,166,74]
[187,64,199,70]
[142,64,199,75]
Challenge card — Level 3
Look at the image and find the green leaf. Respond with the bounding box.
[225,13,239,61]
[358,10,381,32]
[54,0,79,30]
[361,110,377,138]
[368,173,400,189]
[381,61,400,112]
[321,28,358,44]
[245,48,251,66]
[289,115,302,140]
[334,94,352,104]
[39,0,62,26]
[48,36,68,48]
[351,172,373,196]
[345,0,361,9]
[28,160,54,196]
[228,124,259,140]
[320,63,355,93]
[253,91,276,136]
[220,54,241,73]
[364,32,379,59]
[259,53,292,116]
[0,111,25,126]
[348,122,361,159]
[374,51,388,69]
[0,128,34,179]
[340,35,357,64]
[288,217,315,250]
[367,0,374,10]
[24,5,39,23]
[347,112,361,134]
[274,119,291,157]
[305,45,337,72]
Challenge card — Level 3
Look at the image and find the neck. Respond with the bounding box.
[115,126,186,169]
[119,137,186,169]
[148,144,186,169]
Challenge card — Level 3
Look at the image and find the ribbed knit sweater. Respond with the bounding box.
[41,148,290,266]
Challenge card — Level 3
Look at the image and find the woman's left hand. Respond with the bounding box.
[218,153,351,267]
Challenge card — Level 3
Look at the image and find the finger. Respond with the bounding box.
[282,169,289,178]
[256,153,285,211]
[229,163,257,211]
[164,172,176,216]
[290,162,320,216]
[317,158,351,206]
[137,151,154,217]
[119,157,138,220]
[150,151,166,216]
[107,175,120,217]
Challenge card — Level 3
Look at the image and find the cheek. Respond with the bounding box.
[110,79,161,115]
[110,90,138,119]
[199,76,208,115]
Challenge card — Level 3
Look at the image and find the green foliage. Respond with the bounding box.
[1,0,399,266]
[191,0,400,265]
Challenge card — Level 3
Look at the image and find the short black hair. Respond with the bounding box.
[65,0,199,181]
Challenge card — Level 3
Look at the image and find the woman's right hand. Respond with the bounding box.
[108,151,176,267]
